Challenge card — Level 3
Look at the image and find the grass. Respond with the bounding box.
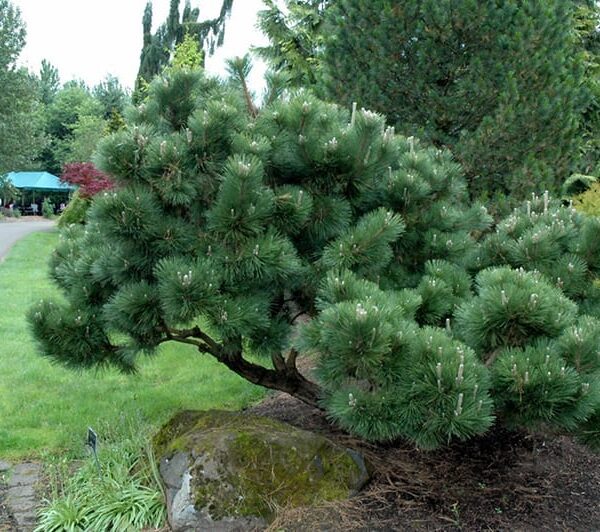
[0,230,266,459]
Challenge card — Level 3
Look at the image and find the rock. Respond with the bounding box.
[0,461,10,473]
[154,410,369,532]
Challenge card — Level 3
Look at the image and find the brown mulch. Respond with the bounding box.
[248,393,600,531]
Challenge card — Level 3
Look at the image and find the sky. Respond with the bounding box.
[13,0,269,93]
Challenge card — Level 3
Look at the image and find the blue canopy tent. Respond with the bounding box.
[7,171,74,192]
[6,172,75,214]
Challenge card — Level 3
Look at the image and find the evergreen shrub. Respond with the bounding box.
[573,182,600,217]
[42,198,54,218]
[319,0,589,198]
[58,190,90,227]
[29,70,600,450]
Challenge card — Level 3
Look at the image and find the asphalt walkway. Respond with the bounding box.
[0,220,55,262]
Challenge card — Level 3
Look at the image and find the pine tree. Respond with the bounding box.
[574,1,600,177]
[30,69,600,450]
[254,0,329,88]
[319,0,589,199]
[37,59,60,105]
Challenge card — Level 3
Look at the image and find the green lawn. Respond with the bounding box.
[0,231,265,459]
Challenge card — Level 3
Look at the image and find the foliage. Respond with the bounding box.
[42,198,54,218]
[38,83,105,173]
[574,1,600,177]
[60,162,114,198]
[63,115,107,164]
[37,59,60,105]
[255,0,329,88]
[134,0,233,101]
[0,0,46,174]
[35,419,166,532]
[57,190,90,227]
[563,173,597,196]
[34,75,127,173]
[318,0,589,199]
[573,182,600,216]
[92,75,128,120]
[0,206,21,218]
[29,70,600,450]
[0,173,19,205]
[171,32,204,71]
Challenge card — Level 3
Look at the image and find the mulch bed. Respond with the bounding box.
[248,393,600,531]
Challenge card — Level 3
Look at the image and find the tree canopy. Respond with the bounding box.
[319,0,590,198]
[0,0,46,175]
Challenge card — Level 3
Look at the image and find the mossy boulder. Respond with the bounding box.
[153,410,370,531]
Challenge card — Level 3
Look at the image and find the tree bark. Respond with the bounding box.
[168,326,324,410]
[217,353,323,410]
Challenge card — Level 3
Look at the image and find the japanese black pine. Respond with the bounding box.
[30,70,600,450]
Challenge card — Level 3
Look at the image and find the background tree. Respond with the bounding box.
[93,75,129,120]
[134,0,233,102]
[37,59,60,105]
[38,82,105,172]
[30,69,600,451]
[0,0,46,175]
[318,0,589,199]
[63,114,108,164]
[254,0,329,88]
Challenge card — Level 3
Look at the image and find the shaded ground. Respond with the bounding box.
[0,219,54,262]
[249,394,600,531]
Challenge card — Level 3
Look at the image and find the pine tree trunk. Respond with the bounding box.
[218,355,323,410]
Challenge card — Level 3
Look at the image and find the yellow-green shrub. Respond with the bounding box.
[574,182,600,216]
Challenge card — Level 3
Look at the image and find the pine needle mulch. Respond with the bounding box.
[248,393,600,531]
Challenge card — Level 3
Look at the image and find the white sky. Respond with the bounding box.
[13,0,269,93]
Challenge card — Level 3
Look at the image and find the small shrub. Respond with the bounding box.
[1,207,21,218]
[573,182,600,216]
[58,191,90,227]
[42,199,54,219]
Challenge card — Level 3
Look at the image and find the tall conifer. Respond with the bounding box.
[320,0,589,198]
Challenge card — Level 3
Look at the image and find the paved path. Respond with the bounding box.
[4,462,41,531]
[0,220,55,262]
[0,461,17,531]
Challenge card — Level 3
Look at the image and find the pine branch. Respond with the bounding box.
[164,325,220,354]
[286,348,299,370]
[271,351,287,371]
[227,56,258,117]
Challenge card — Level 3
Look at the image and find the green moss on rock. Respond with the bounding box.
[154,410,369,523]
